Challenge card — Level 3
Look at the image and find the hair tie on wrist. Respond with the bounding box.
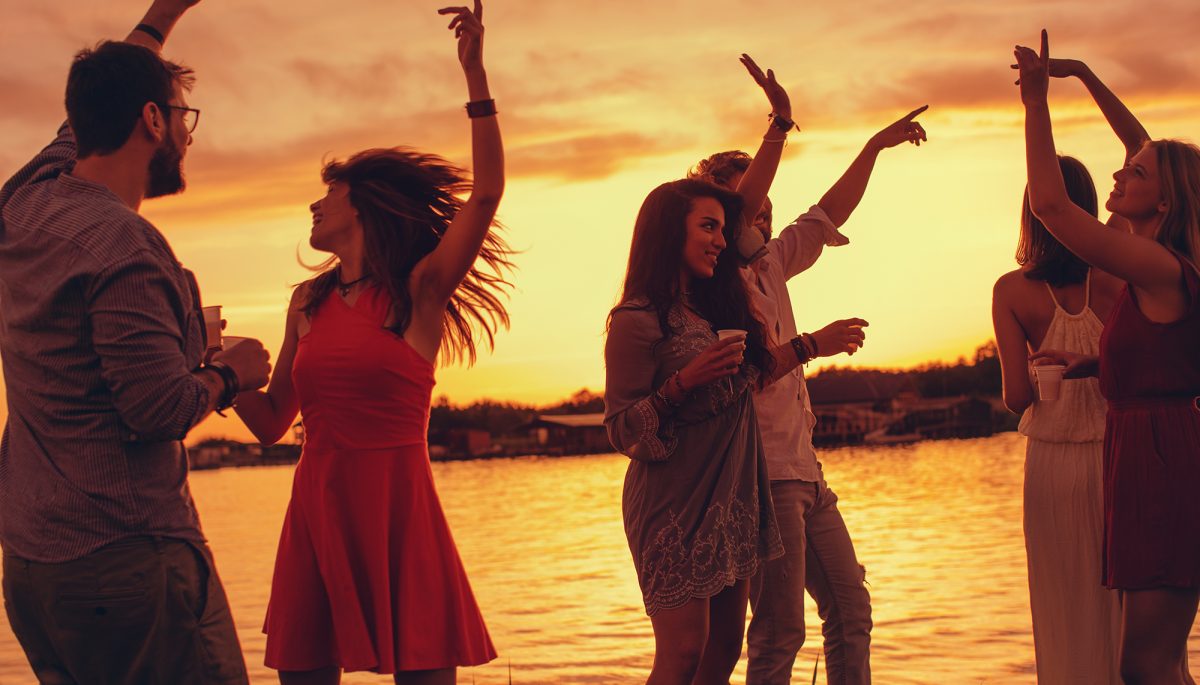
[135,23,165,44]
[465,99,498,118]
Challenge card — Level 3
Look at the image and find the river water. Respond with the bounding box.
[2,433,1198,683]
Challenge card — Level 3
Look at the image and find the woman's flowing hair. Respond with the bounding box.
[1148,139,1200,265]
[610,178,773,377]
[1017,155,1098,286]
[297,148,513,366]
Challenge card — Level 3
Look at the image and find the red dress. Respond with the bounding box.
[1099,251,1200,589]
[263,285,496,673]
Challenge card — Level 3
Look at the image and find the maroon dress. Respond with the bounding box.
[1099,251,1200,589]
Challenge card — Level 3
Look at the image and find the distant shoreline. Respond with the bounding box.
[189,392,1019,471]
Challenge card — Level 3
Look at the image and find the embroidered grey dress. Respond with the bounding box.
[604,301,783,616]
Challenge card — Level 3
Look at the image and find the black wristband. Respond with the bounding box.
[135,23,165,44]
[465,99,498,118]
[206,360,240,413]
[790,336,811,365]
[770,113,796,133]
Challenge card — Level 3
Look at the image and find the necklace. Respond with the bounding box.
[337,272,369,297]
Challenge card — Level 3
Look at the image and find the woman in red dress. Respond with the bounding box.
[1017,32,1200,684]
[233,3,510,683]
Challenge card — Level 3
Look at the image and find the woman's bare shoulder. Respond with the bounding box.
[993,268,1034,299]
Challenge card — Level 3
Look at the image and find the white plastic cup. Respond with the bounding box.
[201,306,222,351]
[221,336,247,350]
[1033,364,1065,401]
[717,329,747,366]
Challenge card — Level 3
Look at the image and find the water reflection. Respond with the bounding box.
[2,433,1198,683]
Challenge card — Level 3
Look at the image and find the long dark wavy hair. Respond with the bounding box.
[611,178,773,376]
[1017,155,1097,287]
[297,148,513,366]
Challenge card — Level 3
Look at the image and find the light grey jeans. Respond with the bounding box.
[747,476,872,684]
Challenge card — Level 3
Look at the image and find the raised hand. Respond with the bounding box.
[1013,56,1086,83]
[157,0,201,10]
[144,0,201,19]
[811,318,869,357]
[870,105,929,149]
[438,1,485,74]
[678,336,747,390]
[740,54,791,121]
[127,0,202,50]
[1013,29,1050,105]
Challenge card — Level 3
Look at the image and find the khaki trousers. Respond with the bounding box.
[748,477,873,685]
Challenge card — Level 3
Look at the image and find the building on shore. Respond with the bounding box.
[808,372,914,446]
[432,428,495,460]
[513,413,611,457]
[188,438,300,470]
[807,372,1011,446]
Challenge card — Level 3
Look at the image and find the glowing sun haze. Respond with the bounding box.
[1,0,1198,443]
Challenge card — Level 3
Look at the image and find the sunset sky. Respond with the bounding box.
[2,0,1199,443]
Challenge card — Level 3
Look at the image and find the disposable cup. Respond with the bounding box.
[1033,364,1065,401]
[201,306,222,351]
[717,328,747,367]
[221,336,248,351]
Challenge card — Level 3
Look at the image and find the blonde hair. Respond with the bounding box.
[1148,139,1200,263]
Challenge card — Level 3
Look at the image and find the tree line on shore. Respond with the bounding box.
[430,341,1004,438]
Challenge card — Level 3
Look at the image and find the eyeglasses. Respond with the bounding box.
[162,104,201,134]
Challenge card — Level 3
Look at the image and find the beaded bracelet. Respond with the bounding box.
[654,385,679,410]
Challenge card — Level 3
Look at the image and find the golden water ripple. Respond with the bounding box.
[3,433,1200,683]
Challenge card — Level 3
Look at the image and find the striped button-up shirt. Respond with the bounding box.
[0,123,211,562]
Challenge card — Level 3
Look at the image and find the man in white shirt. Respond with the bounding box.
[691,105,927,684]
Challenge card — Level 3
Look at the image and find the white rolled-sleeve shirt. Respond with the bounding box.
[743,204,848,482]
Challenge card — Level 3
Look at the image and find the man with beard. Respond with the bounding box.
[0,1,270,683]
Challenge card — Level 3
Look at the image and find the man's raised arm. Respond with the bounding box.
[124,0,201,52]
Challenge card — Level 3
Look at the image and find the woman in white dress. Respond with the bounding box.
[992,155,1124,683]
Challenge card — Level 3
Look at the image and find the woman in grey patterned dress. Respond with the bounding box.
[603,53,812,685]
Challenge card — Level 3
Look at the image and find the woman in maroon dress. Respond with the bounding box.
[233,3,511,684]
[1017,32,1200,684]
